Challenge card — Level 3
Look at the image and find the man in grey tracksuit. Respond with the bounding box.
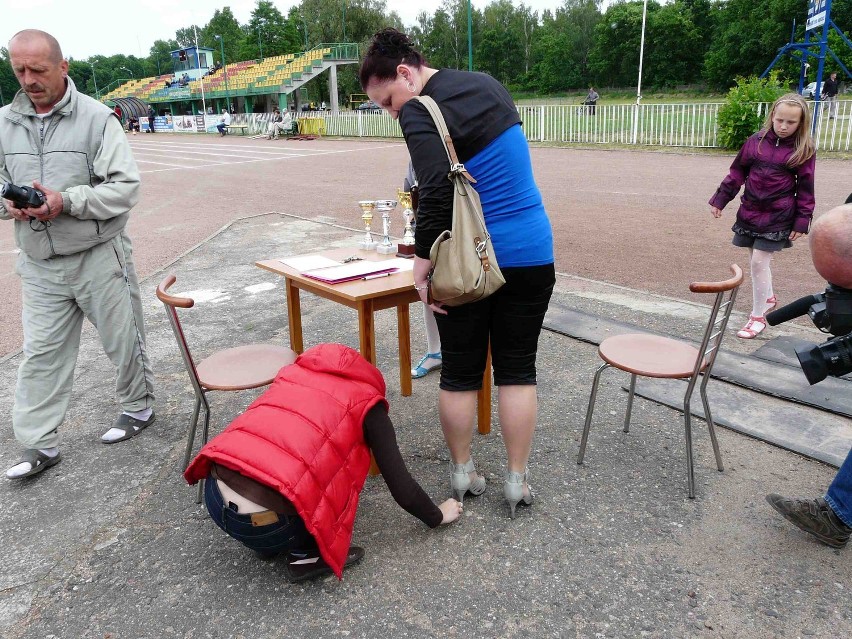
[1,29,155,479]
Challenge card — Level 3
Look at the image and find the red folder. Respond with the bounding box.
[303,262,399,284]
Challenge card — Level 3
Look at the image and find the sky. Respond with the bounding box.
[1,0,575,61]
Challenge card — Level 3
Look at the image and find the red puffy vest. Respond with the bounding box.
[184,343,388,578]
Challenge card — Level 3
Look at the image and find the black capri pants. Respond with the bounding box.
[434,263,555,391]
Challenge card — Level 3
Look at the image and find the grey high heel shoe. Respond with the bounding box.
[449,459,486,503]
[504,468,534,519]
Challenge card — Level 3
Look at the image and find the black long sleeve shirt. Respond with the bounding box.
[398,69,520,259]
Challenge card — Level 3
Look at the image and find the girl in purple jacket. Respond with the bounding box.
[709,93,816,339]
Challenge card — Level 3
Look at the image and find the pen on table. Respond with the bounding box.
[363,272,392,280]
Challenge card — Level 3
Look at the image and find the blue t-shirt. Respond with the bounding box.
[464,124,554,267]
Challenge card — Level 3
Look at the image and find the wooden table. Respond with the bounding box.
[256,247,492,435]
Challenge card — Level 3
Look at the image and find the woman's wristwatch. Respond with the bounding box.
[414,283,429,291]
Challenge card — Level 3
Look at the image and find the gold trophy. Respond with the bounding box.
[396,189,416,258]
[374,199,398,255]
[358,200,377,250]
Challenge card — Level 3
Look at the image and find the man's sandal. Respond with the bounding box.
[737,315,767,339]
[5,449,61,480]
[101,411,156,444]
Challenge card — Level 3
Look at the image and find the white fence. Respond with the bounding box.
[238,100,852,151]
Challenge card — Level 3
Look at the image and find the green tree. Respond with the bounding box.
[704,0,803,90]
[588,1,656,88]
[643,0,704,87]
[0,48,20,106]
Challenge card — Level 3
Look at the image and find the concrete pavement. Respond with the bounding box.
[0,215,849,639]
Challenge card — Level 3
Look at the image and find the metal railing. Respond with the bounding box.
[178,100,852,152]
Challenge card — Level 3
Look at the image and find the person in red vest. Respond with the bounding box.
[185,343,462,582]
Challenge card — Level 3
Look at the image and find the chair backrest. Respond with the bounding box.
[156,275,206,398]
[688,264,744,382]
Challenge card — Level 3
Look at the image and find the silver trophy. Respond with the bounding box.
[358,200,377,250]
[374,199,398,255]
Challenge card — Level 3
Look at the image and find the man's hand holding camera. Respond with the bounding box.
[1,181,62,222]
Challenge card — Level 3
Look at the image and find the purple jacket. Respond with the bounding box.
[709,129,815,234]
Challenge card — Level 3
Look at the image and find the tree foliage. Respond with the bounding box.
[2,0,850,108]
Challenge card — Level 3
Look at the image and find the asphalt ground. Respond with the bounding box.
[0,136,850,638]
[2,135,850,358]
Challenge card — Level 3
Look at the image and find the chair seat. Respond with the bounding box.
[598,334,705,378]
[197,344,297,391]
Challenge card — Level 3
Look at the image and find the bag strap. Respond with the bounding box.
[412,96,477,184]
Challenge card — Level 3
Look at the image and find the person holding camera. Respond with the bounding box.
[766,203,852,549]
[0,30,155,480]
[184,343,462,581]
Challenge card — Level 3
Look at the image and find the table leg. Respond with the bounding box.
[285,278,304,354]
[477,346,492,435]
[357,300,380,475]
[397,304,412,397]
[357,299,376,364]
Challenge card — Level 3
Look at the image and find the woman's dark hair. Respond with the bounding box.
[359,28,426,90]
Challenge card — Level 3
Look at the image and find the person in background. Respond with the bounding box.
[147,105,156,133]
[766,203,852,549]
[583,86,599,115]
[184,343,462,581]
[266,107,283,139]
[216,108,230,136]
[404,161,442,379]
[1,30,155,479]
[709,93,815,339]
[360,28,555,519]
[821,72,839,119]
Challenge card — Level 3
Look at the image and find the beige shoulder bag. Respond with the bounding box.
[413,96,505,307]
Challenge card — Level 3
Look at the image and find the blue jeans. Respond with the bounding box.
[826,447,852,527]
[204,473,316,556]
[216,124,226,135]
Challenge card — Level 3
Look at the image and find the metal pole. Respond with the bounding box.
[302,16,308,49]
[90,62,99,100]
[637,0,647,105]
[467,0,473,71]
[258,26,263,60]
[216,35,231,112]
[194,26,207,121]
[632,0,647,145]
[343,1,347,42]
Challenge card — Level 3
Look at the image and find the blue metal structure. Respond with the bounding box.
[761,0,852,130]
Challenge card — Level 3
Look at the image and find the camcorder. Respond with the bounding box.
[1,183,46,210]
[766,284,852,385]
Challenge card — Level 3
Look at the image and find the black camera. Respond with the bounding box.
[1,183,45,209]
[766,284,852,385]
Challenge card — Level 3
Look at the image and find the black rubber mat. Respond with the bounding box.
[545,303,852,419]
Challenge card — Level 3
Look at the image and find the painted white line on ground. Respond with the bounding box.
[134,154,232,164]
[131,144,308,159]
[137,143,402,174]
[133,149,268,161]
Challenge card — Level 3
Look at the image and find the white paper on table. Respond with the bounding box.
[278,255,341,272]
[376,258,415,272]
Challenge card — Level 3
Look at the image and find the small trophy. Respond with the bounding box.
[358,200,377,250]
[397,189,416,258]
[374,199,398,255]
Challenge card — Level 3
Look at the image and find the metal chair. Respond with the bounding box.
[577,265,744,498]
[156,275,297,500]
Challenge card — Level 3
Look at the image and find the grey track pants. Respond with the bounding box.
[13,231,155,449]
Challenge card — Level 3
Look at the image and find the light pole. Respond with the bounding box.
[636,0,648,105]
[301,16,308,49]
[89,61,99,99]
[214,35,231,112]
[120,66,134,78]
[257,26,263,61]
[343,1,347,42]
[467,0,473,71]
